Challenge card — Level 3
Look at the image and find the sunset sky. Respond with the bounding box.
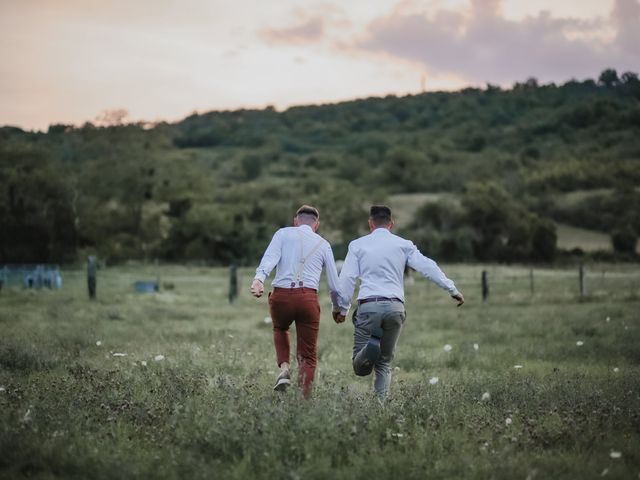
[1,0,638,131]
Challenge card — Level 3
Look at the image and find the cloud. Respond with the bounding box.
[353,0,640,85]
[262,17,326,44]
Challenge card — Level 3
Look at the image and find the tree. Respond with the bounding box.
[0,145,77,262]
[598,69,619,88]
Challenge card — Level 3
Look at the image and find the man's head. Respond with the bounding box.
[368,205,393,231]
[293,205,320,232]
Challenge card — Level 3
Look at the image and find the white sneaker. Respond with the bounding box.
[273,369,291,391]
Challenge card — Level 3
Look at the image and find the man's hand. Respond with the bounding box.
[332,311,346,324]
[451,292,465,307]
[250,279,264,298]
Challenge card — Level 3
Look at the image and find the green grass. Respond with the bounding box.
[1,265,639,479]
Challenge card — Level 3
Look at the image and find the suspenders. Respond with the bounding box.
[291,229,324,288]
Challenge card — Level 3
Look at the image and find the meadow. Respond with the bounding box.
[1,264,639,479]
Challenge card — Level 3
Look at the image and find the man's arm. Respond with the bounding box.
[322,243,351,322]
[335,243,360,319]
[251,230,283,298]
[406,242,464,306]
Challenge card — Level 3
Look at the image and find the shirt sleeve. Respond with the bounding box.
[322,243,343,312]
[254,230,283,283]
[337,242,359,315]
[406,242,460,296]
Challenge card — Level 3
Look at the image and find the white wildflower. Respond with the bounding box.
[0,386,6,393]
[473,343,479,351]
[96,340,103,346]
[112,352,127,357]
[443,344,452,352]
[140,361,147,367]
[605,316,610,323]
[22,408,32,423]
[394,366,401,371]
[228,334,234,339]
[505,417,512,426]
[609,450,622,459]
[601,468,609,476]
[613,367,619,373]
[576,341,584,346]
[429,377,439,385]
[154,355,165,362]
[263,316,272,324]
[514,365,523,369]
[481,392,491,401]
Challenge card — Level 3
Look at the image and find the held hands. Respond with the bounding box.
[250,279,264,298]
[451,292,465,307]
[332,311,346,324]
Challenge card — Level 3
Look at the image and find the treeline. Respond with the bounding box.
[1,69,639,264]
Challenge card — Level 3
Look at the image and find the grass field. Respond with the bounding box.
[1,264,639,479]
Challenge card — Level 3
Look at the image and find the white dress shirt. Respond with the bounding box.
[339,228,459,311]
[254,225,341,310]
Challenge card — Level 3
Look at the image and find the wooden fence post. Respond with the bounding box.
[579,263,586,297]
[481,270,489,303]
[229,264,238,304]
[87,255,97,300]
[529,268,534,295]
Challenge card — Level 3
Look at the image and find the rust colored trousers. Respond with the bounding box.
[268,287,321,397]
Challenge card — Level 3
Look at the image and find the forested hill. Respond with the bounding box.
[1,69,640,265]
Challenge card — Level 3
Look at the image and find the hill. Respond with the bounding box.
[1,69,639,264]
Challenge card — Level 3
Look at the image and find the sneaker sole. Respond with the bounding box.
[273,378,291,391]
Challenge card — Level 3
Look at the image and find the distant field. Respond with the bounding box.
[1,265,639,479]
[555,222,613,252]
[388,192,623,252]
[387,192,457,230]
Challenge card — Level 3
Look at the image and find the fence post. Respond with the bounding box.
[229,263,238,304]
[481,270,489,303]
[529,268,534,295]
[579,263,586,298]
[87,256,97,300]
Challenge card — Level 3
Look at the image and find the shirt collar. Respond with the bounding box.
[371,227,391,234]
[298,224,313,232]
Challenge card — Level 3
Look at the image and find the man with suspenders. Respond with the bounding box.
[251,205,346,397]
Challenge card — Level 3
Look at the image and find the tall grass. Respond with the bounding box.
[1,265,638,479]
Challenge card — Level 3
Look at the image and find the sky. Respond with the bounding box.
[1,0,638,131]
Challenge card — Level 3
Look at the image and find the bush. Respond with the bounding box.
[611,226,638,254]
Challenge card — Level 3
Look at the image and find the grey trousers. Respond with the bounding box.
[352,300,406,397]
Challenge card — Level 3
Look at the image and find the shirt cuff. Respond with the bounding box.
[254,273,266,283]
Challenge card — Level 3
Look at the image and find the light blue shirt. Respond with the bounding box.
[254,225,341,310]
[339,228,459,314]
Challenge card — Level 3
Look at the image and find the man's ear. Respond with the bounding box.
[389,220,395,231]
[313,220,320,232]
[368,218,375,232]
[293,216,299,227]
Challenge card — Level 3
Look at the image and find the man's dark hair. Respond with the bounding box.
[296,205,319,220]
[370,205,392,226]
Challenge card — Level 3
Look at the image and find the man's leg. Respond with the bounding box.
[269,290,295,390]
[294,293,320,398]
[352,305,384,376]
[373,308,405,397]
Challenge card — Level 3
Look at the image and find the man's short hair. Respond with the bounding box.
[296,205,319,220]
[370,205,392,226]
